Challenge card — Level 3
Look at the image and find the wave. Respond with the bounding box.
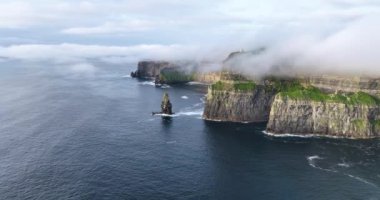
[181,96,189,99]
[160,84,171,89]
[345,173,378,188]
[175,109,203,117]
[152,113,173,117]
[306,155,378,188]
[139,81,155,86]
[122,74,131,78]
[263,131,355,140]
[306,155,337,172]
[337,161,351,168]
[139,81,171,89]
[186,81,208,86]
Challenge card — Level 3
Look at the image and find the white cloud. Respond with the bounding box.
[0,43,206,63]
[0,0,379,77]
[62,20,157,35]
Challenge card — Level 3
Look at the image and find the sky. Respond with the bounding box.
[0,0,379,75]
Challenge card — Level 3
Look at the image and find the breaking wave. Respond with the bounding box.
[263,131,353,139]
[306,155,378,188]
[306,155,336,172]
[186,81,208,86]
[139,81,155,86]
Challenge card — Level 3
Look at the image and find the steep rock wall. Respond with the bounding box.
[133,61,173,78]
[267,95,380,138]
[203,85,276,122]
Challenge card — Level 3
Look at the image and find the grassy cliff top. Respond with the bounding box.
[211,80,256,92]
[277,81,380,105]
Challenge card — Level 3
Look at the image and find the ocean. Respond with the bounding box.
[0,61,379,199]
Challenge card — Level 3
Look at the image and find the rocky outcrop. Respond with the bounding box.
[203,83,276,122]
[161,92,173,115]
[132,60,221,84]
[267,95,380,138]
[131,61,175,78]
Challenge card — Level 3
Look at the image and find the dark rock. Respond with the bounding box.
[161,92,173,115]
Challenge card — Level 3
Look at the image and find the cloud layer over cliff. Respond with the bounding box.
[0,0,379,76]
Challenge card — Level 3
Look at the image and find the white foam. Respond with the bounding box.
[187,81,208,85]
[175,109,203,116]
[337,162,351,168]
[307,155,323,168]
[153,113,173,117]
[139,81,155,86]
[306,155,337,172]
[161,84,171,89]
[345,173,378,188]
[122,74,131,78]
[181,96,189,99]
[263,131,353,139]
[166,141,177,144]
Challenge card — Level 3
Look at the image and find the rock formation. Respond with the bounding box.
[266,95,380,138]
[131,61,173,78]
[161,92,173,115]
[132,60,221,84]
[203,82,276,122]
[202,75,380,138]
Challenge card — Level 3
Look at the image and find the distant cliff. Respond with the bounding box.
[132,60,221,84]
[131,61,174,78]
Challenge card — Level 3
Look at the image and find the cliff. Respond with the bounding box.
[131,61,174,78]
[267,95,380,138]
[302,75,380,97]
[203,81,276,122]
[132,60,221,84]
[203,77,380,138]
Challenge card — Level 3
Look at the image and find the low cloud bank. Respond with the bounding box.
[224,14,380,77]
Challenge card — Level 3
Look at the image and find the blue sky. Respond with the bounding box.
[0,0,379,72]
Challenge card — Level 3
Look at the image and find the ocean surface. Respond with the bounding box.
[0,61,380,200]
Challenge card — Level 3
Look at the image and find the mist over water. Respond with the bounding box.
[0,62,380,199]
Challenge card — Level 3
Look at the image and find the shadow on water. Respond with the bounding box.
[161,116,173,129]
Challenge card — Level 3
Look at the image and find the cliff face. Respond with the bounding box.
[203,84,276,122]
[132,61,173,78]
[267,95,380,138]
[193,72,221,84]
[132,60,221,84]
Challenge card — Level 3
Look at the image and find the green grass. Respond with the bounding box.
[160,71,195,83]
[211,81,256,92]
[370,120,380,129]
[270,79,380,105]
[352,119,366,130]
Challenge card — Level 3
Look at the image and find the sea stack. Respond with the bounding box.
[161,92,173,115]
